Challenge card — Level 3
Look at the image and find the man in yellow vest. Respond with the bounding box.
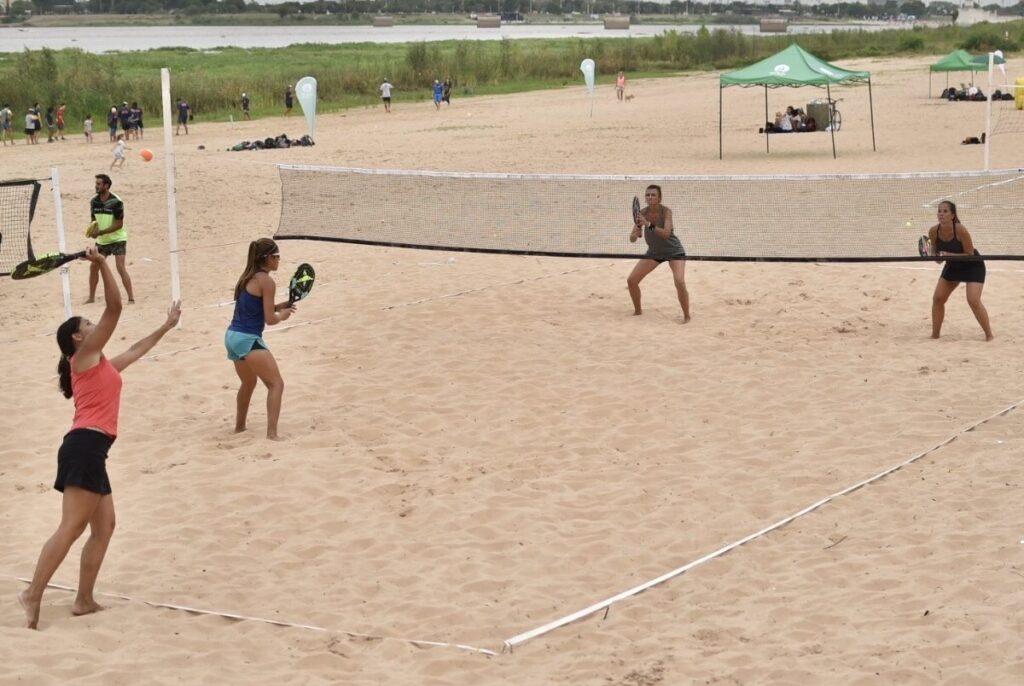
[86,174,135,303]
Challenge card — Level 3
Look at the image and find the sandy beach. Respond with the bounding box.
[2,55,1023,684]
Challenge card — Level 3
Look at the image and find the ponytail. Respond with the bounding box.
[56,316,82,399]
[234,238,278,300]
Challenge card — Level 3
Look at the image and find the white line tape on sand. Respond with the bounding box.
[7,576,497,656]
[501,397,1024,652]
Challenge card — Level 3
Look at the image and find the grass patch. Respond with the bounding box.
[0,21,1020,136]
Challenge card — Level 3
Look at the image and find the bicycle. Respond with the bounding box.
[826,97,843,132]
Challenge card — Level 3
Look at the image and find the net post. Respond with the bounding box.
[984,53,994,171]
[50,166,73,319]
[161,67,182,327]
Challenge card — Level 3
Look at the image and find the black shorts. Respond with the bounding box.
[941,253,986,284]
[97,241,127,257]
[646,253,686,263]
[54,429,114,495]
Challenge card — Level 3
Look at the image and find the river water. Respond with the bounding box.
[0,22,903,54]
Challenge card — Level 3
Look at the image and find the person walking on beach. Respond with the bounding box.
[56,103,66,141]
[241,92,251,120]
[433,80,444,110]
[226,238,295,440]
[442,78,452,105]
[284,85,293,117]
[616,71,626,102]
[107,106,118,142]
[175,99,190,136]
[627,184,690,322]
[83,114,93,143]
[380,78,393,113]
[86,174,135,304]
[926,200,993,341]
[0,103,13,145]
[24,107,39,145]
[45,106,56,143]
[19,248,180,630]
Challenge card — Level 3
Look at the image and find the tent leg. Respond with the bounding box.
[827,84,836,159]
[719,86,723,160]
[868,78,876,152]
[764,85,769,154]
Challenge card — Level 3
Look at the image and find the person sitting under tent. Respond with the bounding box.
[761,111,793,134]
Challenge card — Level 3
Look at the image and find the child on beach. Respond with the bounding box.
[110,134,127,170]
[84,114,93,143]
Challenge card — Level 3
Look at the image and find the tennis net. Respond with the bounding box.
[276,165,1024,262]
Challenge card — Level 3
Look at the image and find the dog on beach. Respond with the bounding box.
[624,94,635,102]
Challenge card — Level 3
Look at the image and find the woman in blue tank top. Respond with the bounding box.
[225,238,296,439]
[626,184,691,322]
[926,200,993,341]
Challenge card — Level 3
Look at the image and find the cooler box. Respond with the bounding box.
[806,102,831,129]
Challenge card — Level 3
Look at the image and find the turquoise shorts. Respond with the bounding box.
[225,329,268,361]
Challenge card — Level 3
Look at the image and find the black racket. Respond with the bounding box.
[11,250,86,280]
[917,235,930,258]
[632,195,642,227]
[288,262,315,305]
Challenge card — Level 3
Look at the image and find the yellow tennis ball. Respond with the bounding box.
[904,221,912,227]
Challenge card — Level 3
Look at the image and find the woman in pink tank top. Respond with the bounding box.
[20,247,181,630]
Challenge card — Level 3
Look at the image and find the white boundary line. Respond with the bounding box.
[501,397,1024,652]
[5,576,496,656]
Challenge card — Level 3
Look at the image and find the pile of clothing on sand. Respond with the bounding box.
[229,134,314,151]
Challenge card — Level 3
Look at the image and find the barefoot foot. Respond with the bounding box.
[19,590,40,630]
[71,599,105,617]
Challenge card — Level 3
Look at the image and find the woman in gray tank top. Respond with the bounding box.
[627,185,690,322]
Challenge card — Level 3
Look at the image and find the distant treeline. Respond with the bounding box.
[0,20,1020,134]
[8,1,1024,22]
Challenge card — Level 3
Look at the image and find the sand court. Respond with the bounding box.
[2,55,1023,683]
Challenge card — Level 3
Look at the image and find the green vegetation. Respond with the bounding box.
[0,20,1020,135]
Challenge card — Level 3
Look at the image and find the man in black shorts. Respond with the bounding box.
[176,98,190,136]
[86,174,135,303]
[241,92,251,120]
[284,85,293,116]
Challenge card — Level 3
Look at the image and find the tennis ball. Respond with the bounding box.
[905,221,912,227]
[140,148,154,162]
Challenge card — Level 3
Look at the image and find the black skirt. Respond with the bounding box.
[54,429,114,495]
[941,252,986,284]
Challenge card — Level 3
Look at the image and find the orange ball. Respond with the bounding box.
[140,148,154,162]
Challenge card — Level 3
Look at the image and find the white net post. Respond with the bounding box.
[984,52,994,171]
[51,166,73,319]
[161,68,182,326]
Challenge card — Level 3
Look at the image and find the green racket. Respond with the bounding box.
[288,263,315,305]
[11,251,86,280]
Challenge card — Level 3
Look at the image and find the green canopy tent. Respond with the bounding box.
[929,49,1006,98]
[719,44,875,160]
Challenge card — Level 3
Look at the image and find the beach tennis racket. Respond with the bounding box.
[917,235,930,258]
[11,250,86,280]
[287,262,315,305]
[632,195,642,227]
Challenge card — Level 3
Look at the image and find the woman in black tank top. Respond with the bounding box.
[626,184,691,322]
[927,200,993,341]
